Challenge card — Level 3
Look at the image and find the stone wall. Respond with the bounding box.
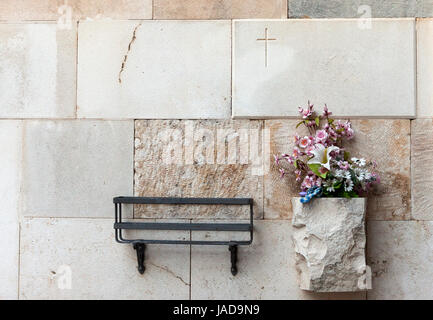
[0,1,432,300]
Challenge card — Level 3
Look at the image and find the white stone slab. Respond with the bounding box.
[417,18,433,118]
[233,19,415,118]
[19,218,190,299]
[0,121,21,299]
[77,20,231,119]
[21,120,133,218]
[190,220,365,299]
[0,23,76,118]
[367,221,433,299]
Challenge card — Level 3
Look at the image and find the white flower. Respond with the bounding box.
[344,179,354,192]
[359,158,366,167]
[326,186,335,192]
[308,144,340,171]
[335,169,344,178]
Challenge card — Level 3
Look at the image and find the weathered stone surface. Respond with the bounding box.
[347,120,411,220]
[292,198,370,292]
[417,18,433,117]
[367,221,433,299]
[19,218,190,299]
[77,21,231,119]
[288,0,433,18]
[264,119,410,220]
[154,0,287,19]
[134,120,264,219]
[232,19,415,118]
[190,219,365,299]
[411,119,433,220]
[0,23,76,118]
[0,0,152,20]
[0,121,21,299]
[21,120,134,218]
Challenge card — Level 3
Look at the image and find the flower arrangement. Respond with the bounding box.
[274,102,380,203]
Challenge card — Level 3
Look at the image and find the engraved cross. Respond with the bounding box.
[256,28,276,67]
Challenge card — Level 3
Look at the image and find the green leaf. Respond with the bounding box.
[293,159,298,169]
[296,121,304,128]
[328,118,334,124]
[308,163,327,178]
[315,117,320,126]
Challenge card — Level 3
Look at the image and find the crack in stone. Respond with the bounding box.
[118,22,142,84]
[149,262,189,286]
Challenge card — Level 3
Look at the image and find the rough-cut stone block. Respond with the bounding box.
[288,0,433,18]
[264,119,410,220]
[134,120,264,219]
[367,221,433,299]
[0,121,21,299]
[21,120,134,218]
[417,18,433,117]
[347,120,411,220]
[232,19,415,118]
[0,23,76,118]
[77,21,231,119]
[0,0,152,20]
[411,119,433,220]
[19,218,190,299]
[154,0,287,19]
[190,220,365,299]
[292,198,370,292]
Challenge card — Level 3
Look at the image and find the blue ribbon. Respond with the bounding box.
[300,186,322,203]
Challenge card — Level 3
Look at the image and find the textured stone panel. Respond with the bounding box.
[134,120,264,219]
[292,198,369,292]
[154,0,287,19]
[190,220,365,299]
[0,23,76,118]
[21,120,134,218]
[0,0,152,20]
[232,19,415,118]
[367,221,433,299]
[19,218,190,299]
[0,121,21,299]
[77,21,231,119]
[264,119,410,220]
[288,0,433,18]
[411,119,433,220]
[417,18,433,117]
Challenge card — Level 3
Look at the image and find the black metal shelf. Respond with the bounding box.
[113,196,254,276]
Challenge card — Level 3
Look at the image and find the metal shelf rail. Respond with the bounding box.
[113,196,254,276]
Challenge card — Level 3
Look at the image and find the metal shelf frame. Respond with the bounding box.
[113,196,254,275]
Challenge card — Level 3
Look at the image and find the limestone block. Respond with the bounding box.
[367,221,433,299]
[288,0,433,18]
[292,197,370,292]
[411,119,433,220]
[417,19,433,117]
[77,20,231,119]
[232,19,415,118]
[0,23,76,118]
[190,219,366,299]
[0,121,22,299]
[134,120,264,219]
[0,0,152,20]
[19,218,190,299]
[154,0,287,19]
[21,120,134,218]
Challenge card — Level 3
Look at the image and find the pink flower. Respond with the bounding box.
[315,130,328,142]
[292,147,301,159]
[294,134,300,145]
[318,166,328,175]
[323,104,332,117]
[338,161,349,170]
[279,168,285,178]
[298,101,314,119]
[274,154,280,165]
[305,145,315,156]
[299,136,310,148]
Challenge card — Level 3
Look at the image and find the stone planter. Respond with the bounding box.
[291,197,371,292]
